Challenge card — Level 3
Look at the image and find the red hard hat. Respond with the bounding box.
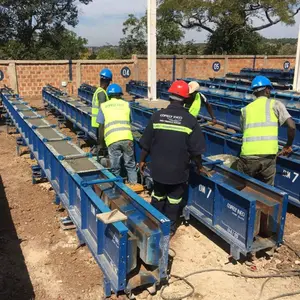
[168,80,190,99]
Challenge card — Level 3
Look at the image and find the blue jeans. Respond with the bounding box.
[108,140,137,184]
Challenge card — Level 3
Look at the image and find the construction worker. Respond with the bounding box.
[237,75,296,185]
[96,84,138,187]
[92,68,112,154]
[186,81,217,124]
[139,80,208,235]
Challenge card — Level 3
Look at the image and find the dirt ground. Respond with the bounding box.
[1,96,300,300]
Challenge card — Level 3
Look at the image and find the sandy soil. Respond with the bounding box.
[1,96,300,300]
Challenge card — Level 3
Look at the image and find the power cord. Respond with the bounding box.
[161,268,300,300]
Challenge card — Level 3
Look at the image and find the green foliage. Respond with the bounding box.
[159,0,300,55]
[204,24,263,55]
[119,13,202,57]
[0,0,92,59]
[119,14,147,58]
[159,0,300,33]
[95,45,120,59]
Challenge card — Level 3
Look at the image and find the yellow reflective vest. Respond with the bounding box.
[241,97,279,156]
[101,98,133,147]
[186,93,201,117]
[91,87,109,128]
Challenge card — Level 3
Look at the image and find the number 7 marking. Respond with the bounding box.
[207,188,212,198]
[293,172,299,183]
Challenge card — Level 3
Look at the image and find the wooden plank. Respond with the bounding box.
[96,209,127,224]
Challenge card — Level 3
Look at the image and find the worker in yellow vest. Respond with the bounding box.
[237,75,295,185]
[96,84,139,188]
[91,68,112,155]
[187,81,217,124]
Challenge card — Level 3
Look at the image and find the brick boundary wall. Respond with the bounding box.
[0,55,296,97]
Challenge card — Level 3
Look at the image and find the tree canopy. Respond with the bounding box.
[119,13,199,57]
[159,0,300,33]
[159,0,300,54]
[0,0,91,59]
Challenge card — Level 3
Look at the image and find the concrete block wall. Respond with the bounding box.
[0,55,296,97]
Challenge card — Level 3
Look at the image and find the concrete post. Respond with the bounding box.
[293,26,300,91]
[224,56,229,76]
[8,62,18,93]
[147,0,157,101]
[181,56,187,78]
[132,55,139,81]
[264,56,268,68]
[76,62,81,90]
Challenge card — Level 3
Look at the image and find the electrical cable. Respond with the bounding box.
[266,291,300,300]
[160,269,300,300]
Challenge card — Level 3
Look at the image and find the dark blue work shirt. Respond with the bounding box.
[139,103,206,185]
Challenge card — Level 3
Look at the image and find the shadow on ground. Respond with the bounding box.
[0,175,35,300]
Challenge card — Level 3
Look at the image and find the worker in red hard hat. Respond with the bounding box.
[139,80,209,236]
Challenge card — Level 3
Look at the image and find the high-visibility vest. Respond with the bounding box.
[101,98,133,147]
[241,97,279,156]
[91,87,109,128]
[185,93,201,117]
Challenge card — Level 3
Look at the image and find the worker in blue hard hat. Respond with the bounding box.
[187,81,217,124]
[96,84,140,191]
[237,75,295,185]
[91,68,113,156]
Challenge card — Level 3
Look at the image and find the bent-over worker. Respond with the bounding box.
[96,84,138,188]
[237,75,296,185]
[139,80,208,235]
[186,81,217,124]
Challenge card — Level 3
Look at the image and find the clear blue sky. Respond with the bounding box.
[74,0,300,46]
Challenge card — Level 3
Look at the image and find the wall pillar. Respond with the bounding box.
[8,62,18,93]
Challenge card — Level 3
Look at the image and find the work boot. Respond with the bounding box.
[126,183,144,193]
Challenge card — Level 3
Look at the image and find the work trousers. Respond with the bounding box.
[237,155,277,186]
[151,181,186,234]
[108,140,137,184]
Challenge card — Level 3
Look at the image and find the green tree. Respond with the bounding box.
[119,14,147,58]
[0,0,92,59]
[119,13,201,57]
[204,24,263,54]
[95,45,120,59]
[159,0,300,54]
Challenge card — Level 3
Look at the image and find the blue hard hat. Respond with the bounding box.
[100,68,113,80]
[251,76,272,91]
[107,84,123,96]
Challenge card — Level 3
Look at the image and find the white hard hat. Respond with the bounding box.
[188,81,200,94]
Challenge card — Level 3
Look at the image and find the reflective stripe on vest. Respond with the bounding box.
[91,87,109,128]
[153,123,192,135]
[188,93,201,117]
[241,97,279,156]
[101,98,133,147]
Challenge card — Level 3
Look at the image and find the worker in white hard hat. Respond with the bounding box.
[187,81,217,124]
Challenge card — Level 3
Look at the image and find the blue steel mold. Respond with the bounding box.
[132,127,288,260]
[44,85,290,260]
[129,103,300,208]
[45,83,300,210]
[1,89,170,297]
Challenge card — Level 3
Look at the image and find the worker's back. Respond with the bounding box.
[140,103,205,185]
[101,98,132,147]
[241,96,278,156]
